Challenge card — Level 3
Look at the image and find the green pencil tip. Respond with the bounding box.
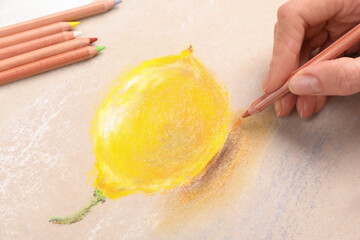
[96,46,106,52]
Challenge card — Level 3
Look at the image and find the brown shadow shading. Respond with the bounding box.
[152,109,278,233]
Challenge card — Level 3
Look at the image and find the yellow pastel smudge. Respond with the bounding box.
[91,48,232,198]
[50,48,233,224]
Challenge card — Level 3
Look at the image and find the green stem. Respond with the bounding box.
[49,190,106,224]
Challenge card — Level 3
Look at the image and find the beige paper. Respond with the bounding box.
[1,0,360,239]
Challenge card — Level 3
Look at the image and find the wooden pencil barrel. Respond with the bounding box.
[0,38,91,72]
[0,22,72,49]
[0,31,76,60]
[0,46,98,86]
[0,1,115,38]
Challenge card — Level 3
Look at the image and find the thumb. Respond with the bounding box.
[289,58,360,96]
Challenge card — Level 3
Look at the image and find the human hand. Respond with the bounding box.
[263,0,360,118]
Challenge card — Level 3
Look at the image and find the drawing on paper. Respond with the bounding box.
[50,47,235,224]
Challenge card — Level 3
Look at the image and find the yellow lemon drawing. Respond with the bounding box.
[50,48,232,224]
[91,48,232,198]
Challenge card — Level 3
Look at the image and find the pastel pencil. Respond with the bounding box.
[0,0,121,38]
[0,46,105,86]
[242,22,360,118]
[0,38,97,72]
[0,22,79,49]
[0,31,81,61]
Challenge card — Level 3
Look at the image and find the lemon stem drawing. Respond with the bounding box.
[49,190,106,224]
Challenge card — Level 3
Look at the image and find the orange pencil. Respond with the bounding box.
[0,38,97,72]
[0,46,105,86]
[0,31,81,61]
[0,22,79,49]
[0,0,121,38]
[242,22,360,118]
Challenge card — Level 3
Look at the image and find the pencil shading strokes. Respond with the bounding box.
[152,110,277,235]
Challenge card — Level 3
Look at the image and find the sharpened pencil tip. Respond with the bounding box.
[69,22,80,28]
[96,46,106,52]
[114,0,122,5]
[73,31,82,38]
[242,110,250,118]
[89,38,98,44]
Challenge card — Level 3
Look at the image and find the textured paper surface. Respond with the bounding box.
[1,0,360,239]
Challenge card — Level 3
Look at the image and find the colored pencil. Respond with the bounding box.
[0,31,81,61]
[0,22,79,49]
[242,23,360,118]
[0,0,121,38]
[0,38,97,72]
[0,46,105,86]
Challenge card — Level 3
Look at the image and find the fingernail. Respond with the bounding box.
[289,74,322,95]
[300,108,304,118]
[274,99,282,117]
[262,70,271,92]
[297,97,305,118]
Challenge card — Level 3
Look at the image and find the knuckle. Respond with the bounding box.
[336,60,360,95]
[277,2,294,20]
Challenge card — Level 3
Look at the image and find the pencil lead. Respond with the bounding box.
[89,38,98,44]
[69,22,80,28]
[242,110,250,118]
[114,0,122,5]
[73,31,82,38]
[96,46,106,52]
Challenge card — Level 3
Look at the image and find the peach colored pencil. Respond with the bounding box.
[0,0,121,38]
[0,22,79,49]
[242,22,360,118]
[0,46,105,86]
[0,31,81,61]
[0,38,97,72]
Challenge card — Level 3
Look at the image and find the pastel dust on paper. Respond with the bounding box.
[152,110,277,234]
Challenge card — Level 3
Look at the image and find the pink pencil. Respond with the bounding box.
[242,23,360,118]
[0,46,105,86]
[0,31,81,61]
[0,22,79,49]
[0,38,97,72]
[0,0,121,38]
